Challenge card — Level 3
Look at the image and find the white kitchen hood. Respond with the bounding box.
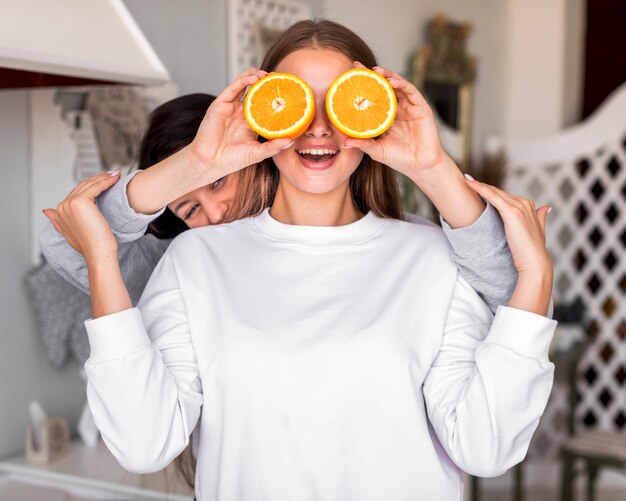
[0,0,170,89]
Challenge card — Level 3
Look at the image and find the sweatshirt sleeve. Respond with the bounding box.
[439,202,518,313]
[96,170,165,241]
[39,170,168,297]
[84,251,202,474]
[423,275,556,477]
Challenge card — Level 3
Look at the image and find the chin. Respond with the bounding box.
[284,171,352,197]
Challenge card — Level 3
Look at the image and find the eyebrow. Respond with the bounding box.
[173,200,191,214]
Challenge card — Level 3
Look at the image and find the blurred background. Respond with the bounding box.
[0,1,625,500]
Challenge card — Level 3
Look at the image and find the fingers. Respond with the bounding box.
[464,175,531,210]
[465,175,552,230]
[372,66,429,108]
[68,171,120,198]
[341,137,381,158]
[247,138,294,165]
[73,171,121,199]
[42,208,55,221]
[42,208,64,234]
[219,68,268,104]
[354,62,426,107]
[463,175,514,214]
[52,172,119,225]
[536,206,551,234]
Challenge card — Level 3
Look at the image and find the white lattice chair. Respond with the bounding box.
[488,81,626,501]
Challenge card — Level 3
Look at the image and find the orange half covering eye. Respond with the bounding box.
[244,73,315,140]
[326,68,397,139]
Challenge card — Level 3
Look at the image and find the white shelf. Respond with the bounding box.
[0,440,193,501]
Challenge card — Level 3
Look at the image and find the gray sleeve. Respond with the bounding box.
[439,202,517,313]
[24,260,92,367]
[39,224,91,294]
[39,169,168,296]
[96,170,166,243]
[40,228,171,304]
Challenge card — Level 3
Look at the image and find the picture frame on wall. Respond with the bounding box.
[227,0,311,80]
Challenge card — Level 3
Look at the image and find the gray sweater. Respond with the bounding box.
[34,172,517,367]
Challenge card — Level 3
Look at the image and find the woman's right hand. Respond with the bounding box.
[188,68,294,180]
[43,172,121,262]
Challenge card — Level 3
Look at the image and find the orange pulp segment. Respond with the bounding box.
[326,68,397,139]
[244,73,315,140]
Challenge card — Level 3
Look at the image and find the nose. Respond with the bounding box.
[305,99,333,138]
[199,197,229,225]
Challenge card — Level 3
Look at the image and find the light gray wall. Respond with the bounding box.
[122,0,325,95]
[123,0,228,94]
[0,91,85,458]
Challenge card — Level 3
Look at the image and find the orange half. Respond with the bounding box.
[244,73,315,140]
[326,68,397,139]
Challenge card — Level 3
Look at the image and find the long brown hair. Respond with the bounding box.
[225,19,403,223]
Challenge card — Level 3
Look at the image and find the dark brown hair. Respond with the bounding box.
[225,19,403,223]
[138,93,226,238]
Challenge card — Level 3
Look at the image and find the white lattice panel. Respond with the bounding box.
[227,0,311,79]
[497,83,626,457]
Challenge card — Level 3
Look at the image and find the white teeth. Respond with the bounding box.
[297,148,338,155]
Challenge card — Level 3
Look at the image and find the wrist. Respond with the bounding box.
[407,151,454,188]
[86,257,132,318]
[509,267,554,316]
[84,246,118,271]
[409,154,485,229]
[182,143,216,185]
[127,146,221,215]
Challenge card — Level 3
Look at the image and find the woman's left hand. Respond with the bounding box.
[464,177,554,316]
[343,63,447,179]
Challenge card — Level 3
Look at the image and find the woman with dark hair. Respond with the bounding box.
[44,19,554,500]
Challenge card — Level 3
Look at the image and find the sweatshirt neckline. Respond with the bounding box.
[253,207,386,245]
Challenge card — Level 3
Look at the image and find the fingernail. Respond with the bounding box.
[107,170,120,176]
[342,144,353,149]
[280,141,294,150]
[547,206,553,215]
[464,173,475,181]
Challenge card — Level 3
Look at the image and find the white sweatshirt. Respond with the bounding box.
[84,208,556,501]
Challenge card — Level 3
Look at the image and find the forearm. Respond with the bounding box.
[40,223,91,294]
[409,154,485,229]
[508,267,553,317]
[127,145,221,215]
[86,253,132,318]
[97,171,165,239]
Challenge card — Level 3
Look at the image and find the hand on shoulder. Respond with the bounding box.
[43,172,120,261]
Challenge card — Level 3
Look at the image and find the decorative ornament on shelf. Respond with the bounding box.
[402,13,482,220]
[25,401,71,465]
[411,13,477,170]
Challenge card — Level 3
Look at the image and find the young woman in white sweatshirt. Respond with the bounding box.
[45,19,556,501]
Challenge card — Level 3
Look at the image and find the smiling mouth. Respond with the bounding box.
[297,148,338,162]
